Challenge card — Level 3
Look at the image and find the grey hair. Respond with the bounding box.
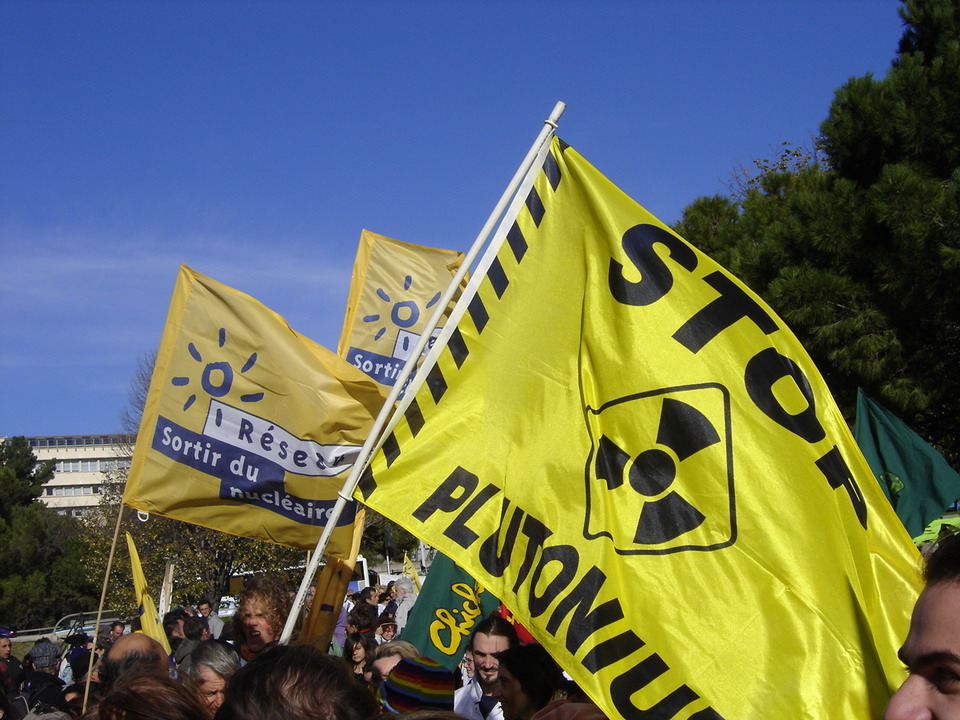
[185,640,240,681]
[395,576,414,593]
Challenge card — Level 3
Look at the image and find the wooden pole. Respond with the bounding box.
[82,501,125,714]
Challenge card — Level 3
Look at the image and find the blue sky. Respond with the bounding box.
[1,0,905,437]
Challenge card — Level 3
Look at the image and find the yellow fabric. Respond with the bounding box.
[125,532,171,654]
[357,139,922,718]
[300,508,367,650]
[124,265,384,553]
[337,229,465,389]
[402,552,422,591]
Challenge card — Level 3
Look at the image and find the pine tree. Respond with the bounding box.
[675,0,960,464]
[0,438,98,628]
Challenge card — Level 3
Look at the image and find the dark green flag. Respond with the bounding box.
[855,387,960,537]
[399,551,500,671]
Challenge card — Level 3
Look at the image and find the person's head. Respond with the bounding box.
[238,576,291,656]
[29,638,61,674]
[110,621,125,642]
[361,587,378,606]
[218,643,379,720]
[470,615,520,693]
[394,576,414,598]
[493,644,564,720]
[0,636,11,660]
[345,632,376,669]
[379,656,456,714]
[347,604,377,634]
[95,671,208,720]
[368,641,419,689]
[184,616,210,642]
[378,620,398,643]
[462,646,474,680]
[97,632,113,653]
[184,640,239,719]
[886,530,960,719]
[164,613,186,642]
[100,633,169,691]
[196,599,213,618]
[63,680,93,718]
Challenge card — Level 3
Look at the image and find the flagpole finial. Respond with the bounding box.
[546,102,566,128]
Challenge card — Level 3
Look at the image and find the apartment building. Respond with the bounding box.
[26,434,135,517]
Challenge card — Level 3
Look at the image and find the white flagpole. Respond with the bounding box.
[383,123,556,430]
[279,101,565,644]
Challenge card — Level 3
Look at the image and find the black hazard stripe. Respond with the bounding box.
[525,186,546,227]
[361,143,566,494]
[424,141,569,404]
[468,142,564,341]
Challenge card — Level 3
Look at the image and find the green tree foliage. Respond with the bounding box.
[361,509,420,568]
[81,473,304,615]
[0,436,55,520]
[674,0,959,464]
[0,437,98,628]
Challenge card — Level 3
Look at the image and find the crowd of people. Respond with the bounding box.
[2,533,957,720]
[0,575,606,720]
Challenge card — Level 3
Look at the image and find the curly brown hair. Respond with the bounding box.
[238,576,292,640]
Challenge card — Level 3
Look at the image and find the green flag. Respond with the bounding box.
[855,387,960,537]
[913,516,960,545]
[399,552,500,671]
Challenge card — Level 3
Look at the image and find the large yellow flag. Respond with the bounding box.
[357,138,922,718]
[125,266,384,554]
[338,229,465,391]
[125,532,171,654]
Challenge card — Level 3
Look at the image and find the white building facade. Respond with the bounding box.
[26,434,134,517]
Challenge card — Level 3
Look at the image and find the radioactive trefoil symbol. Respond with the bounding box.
[584,385,736,555]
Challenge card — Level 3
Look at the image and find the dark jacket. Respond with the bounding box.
[25,670,67,713]
[0,655,25,695]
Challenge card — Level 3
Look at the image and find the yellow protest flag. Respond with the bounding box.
[125,532,171,654]
[357,138,922,718]
[402,552,422,591]
[124,265,384,554]
[299,508,367,651]
[338,229,465,390]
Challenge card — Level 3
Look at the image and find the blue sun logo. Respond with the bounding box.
[171,327,264,411]
[362,274,440,342]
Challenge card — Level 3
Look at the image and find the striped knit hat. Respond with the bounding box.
[380,656,456,713]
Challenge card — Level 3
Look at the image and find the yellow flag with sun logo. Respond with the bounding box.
[124,265,385,553]
[338,229,466,393]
